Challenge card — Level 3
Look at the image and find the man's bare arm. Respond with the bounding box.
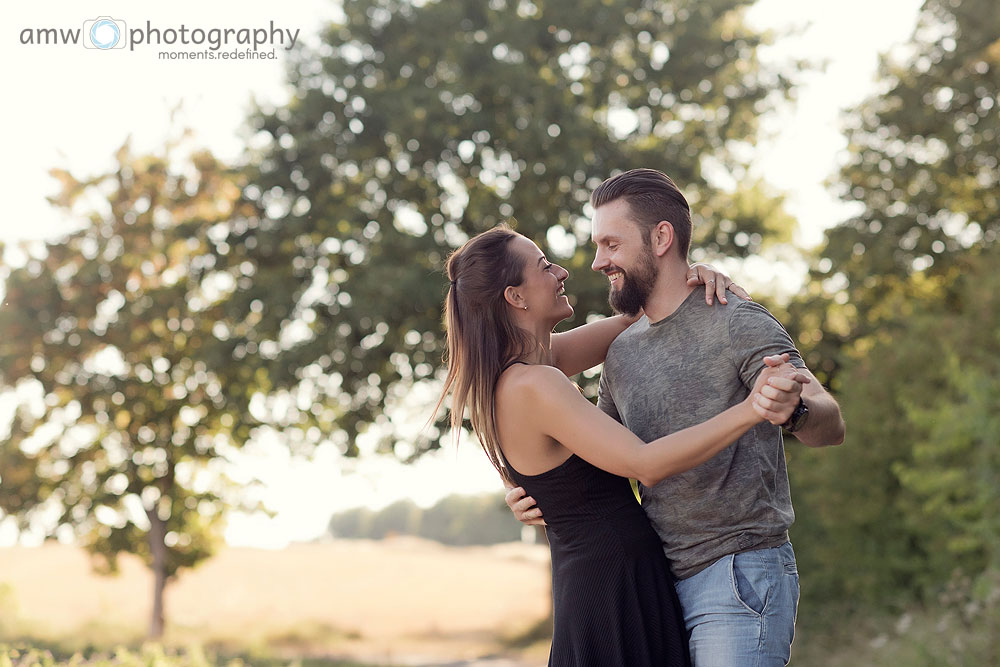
[791,370,846,447]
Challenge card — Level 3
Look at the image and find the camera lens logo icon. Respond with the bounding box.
[83,17,127,49]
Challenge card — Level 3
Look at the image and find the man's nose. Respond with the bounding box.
[591,249,607,273]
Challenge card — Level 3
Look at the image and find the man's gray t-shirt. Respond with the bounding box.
[598,288,805,580]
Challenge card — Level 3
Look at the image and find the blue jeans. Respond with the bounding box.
[673,542,800,667]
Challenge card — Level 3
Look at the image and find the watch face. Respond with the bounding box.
[782,399,807,432]
[789,401,809,432]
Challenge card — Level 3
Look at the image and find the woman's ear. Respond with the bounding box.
[504,285,524,309]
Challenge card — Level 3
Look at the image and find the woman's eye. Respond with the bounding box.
[544,263,554,271]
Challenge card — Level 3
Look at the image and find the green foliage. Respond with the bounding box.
[0,644,219,667]
[366,498,422,538]
[792,243,1000,610]
[421,492,524,545]
[794,572,1000,667]
[0,643,381,667]
[326,506,375,539]
[0,138,268,635]
[897,359,1000,571]
[226,0,797,454]
[831,0,999,285]
[784,4,1000,645]
[890,246,1000,589]
[791,0,1000,374]
[328,492,523,545]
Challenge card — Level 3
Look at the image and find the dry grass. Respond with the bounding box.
[0,538,553,665]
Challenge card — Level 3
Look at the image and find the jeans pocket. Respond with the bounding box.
[731,553,766,616]
[781,543,798,575]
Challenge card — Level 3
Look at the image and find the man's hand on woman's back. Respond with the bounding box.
[505,485,546,526]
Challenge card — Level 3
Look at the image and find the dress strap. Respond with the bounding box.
[502,359,531,372]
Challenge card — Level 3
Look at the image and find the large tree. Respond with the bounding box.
[225,0,798,456]
[785,0,1000,625]
[790,0,999,378]
[0,140,267,638]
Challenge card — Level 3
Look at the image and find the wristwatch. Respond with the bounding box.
[782,398,809,433]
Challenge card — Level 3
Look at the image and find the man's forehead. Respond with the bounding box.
[591,225,625,242]
[592,203,638,240]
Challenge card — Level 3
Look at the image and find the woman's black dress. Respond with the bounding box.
[505,451,691,666]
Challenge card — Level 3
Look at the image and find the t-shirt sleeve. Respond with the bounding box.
[597,369,623,424]
[729,301,805,390]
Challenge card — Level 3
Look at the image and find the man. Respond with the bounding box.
[507,168,845,666]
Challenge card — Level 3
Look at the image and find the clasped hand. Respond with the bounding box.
[505,353,810,527]
[749,353,810,425]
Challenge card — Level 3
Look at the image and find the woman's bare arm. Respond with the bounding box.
[511,365,778,487]
[550,264,750,377]
[550,314,640,377]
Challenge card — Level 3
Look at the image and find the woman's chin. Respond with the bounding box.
[544,300,574,327]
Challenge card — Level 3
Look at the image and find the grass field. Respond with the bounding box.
[2,540,996,666]
[0,539,553,666]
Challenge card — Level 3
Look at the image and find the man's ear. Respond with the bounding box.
[650,220,676,257]
[503,285,524,309]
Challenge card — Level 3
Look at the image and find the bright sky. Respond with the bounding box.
[2,0,922,548]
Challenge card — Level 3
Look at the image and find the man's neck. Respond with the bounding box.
[642,262,696,323]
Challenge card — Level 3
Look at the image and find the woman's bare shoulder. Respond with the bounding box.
[497,363,575,407]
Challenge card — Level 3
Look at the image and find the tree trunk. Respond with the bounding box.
[147,509,168,639]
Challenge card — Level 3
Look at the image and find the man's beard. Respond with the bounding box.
[608,245,658,317]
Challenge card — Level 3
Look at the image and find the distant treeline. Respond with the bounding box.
[327,492,524,545]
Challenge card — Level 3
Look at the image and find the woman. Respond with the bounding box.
[434,225,805,666]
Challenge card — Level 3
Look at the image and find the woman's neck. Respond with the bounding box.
[515,326,554,365]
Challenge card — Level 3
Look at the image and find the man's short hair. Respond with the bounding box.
[591,168,692,259]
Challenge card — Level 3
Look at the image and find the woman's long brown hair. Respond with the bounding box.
[431,225,534,484]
